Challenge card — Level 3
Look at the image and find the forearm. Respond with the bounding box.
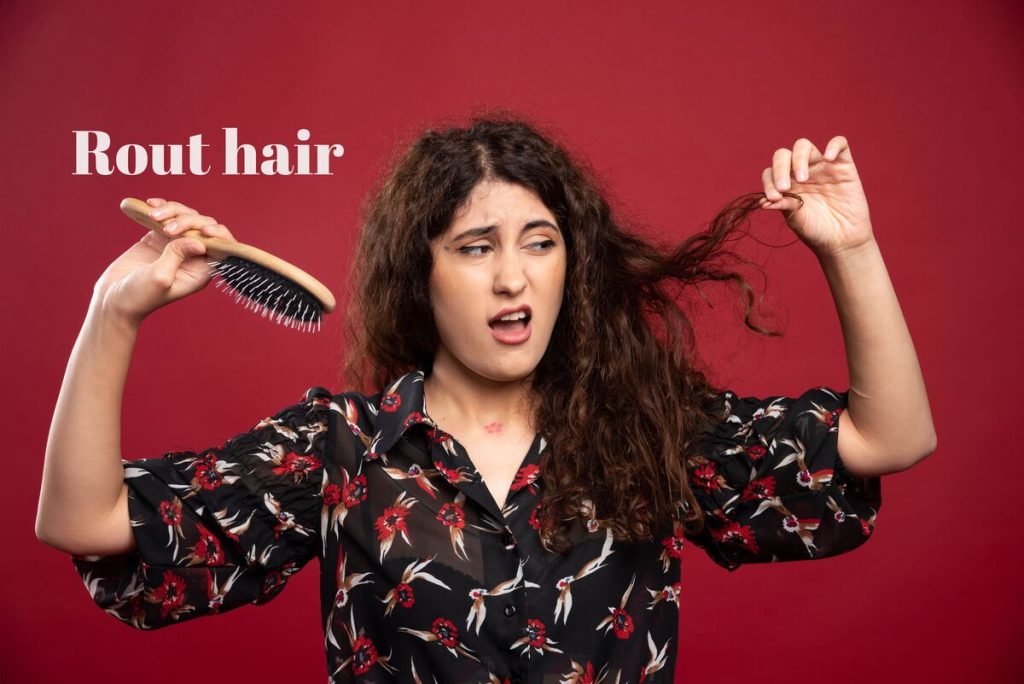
[36,297,137,547]
[817,236,937,471]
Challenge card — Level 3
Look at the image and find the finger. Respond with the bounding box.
[761,167,783,201]
[791,138,816,183]
[150,237,207,287]
[164,213,217,236]
[198,223,235,241]
[823,135,849,161]
[146,197,167,207]
[138,231,166,253]
[772,147,793,191]
[149,200,198,221]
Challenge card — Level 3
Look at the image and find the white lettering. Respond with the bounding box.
[73,130,112,175]
[223,127,256,175]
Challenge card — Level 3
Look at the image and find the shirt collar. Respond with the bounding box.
[366,362,439,461]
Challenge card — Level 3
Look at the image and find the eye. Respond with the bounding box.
[527,240,556,252]
[457,244,492,256]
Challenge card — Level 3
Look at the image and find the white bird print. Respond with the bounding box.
[639,630,672,681]
[379,555,452,617]
[553,527,616,625]
[595,573,637,636]
[262,491,314,538]
[751,496,820,556]
[381,461,443,499]
[325,546,374,645]
[775,435,835,491]
[205,565,246,612]
[557,657,613,684]
[465,558,539,635]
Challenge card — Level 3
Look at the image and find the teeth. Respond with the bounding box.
[497,311,528,322]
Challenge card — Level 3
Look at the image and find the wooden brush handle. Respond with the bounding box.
[120,197,336,313]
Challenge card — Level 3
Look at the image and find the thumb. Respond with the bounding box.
[150,237,207,285]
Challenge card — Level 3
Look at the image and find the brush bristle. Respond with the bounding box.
[207,256,325,333]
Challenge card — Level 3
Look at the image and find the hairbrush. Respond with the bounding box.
[120,197,336,333]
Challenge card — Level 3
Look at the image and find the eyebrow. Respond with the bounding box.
[451,220,560,242]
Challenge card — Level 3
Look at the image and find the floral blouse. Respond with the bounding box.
[70,365,882,683]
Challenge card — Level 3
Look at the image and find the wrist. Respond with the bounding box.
[87,292,143,335]
[814,237,881,270]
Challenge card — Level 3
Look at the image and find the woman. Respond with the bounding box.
[37,114,936,683]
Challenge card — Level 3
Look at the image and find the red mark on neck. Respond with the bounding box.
[484,422,504,434]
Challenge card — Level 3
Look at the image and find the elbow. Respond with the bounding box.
[893,433,938,473]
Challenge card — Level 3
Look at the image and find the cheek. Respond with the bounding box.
[429,267,482,329]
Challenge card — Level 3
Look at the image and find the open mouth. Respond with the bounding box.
[488,306,533,344]
[489,313,531,333]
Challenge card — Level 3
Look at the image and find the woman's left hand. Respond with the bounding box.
[759,136,875,258]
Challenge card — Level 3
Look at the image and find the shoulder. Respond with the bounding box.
[299,386,385,444]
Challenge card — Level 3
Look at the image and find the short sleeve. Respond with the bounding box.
[70,385,334,629]
[683,386,881,571]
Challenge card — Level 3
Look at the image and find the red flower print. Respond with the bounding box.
[426,427,449,445]
[511,464,541,494]
[525,618,547,648]
[691,462,720,491]
[431,617,460,648]
[193,462,224,489]
[714,520,759,554]
[262,570,285,598]
[159,499,182,526]
[273,451,323,482]
[581,662,596,684]
[150,570,186,618]
[375,505,411,541]
[195,452,217,468]
[741,476,776,501]
[322,483,342,507]
[403,411,423,428]
[825,406,843,428]
[437,502,465,529]
[193,461,224,490]
[432,461,464,485]
[193,524,224,565]
[395,582,415,608]
[344,474,368,507]
[380,392,401,413]
[746,444,767,460]
[351,635,379,675]
[660,527,685,560]
[529,503,545,531]
[610,607,634,639]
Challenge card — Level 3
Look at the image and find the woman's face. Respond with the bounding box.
[428,179,567,383]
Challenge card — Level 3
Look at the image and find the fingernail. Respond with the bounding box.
[150,209,165,218]
[164,221,178,233]
[797,170,808,182]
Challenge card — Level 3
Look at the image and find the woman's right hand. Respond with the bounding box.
[92,198,238,325]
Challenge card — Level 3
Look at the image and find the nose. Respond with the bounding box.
[492,247,527,295]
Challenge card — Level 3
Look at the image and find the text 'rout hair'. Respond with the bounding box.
[341,109,789,554]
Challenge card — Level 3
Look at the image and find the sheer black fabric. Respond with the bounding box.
[71,366,881,683]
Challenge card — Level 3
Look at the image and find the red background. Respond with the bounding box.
[2,1,1021,682]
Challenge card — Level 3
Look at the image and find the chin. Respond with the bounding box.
[462,352,542,383]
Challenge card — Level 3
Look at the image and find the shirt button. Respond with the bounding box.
[504,603,517,617]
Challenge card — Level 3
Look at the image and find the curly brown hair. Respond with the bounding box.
[340,109,795,555]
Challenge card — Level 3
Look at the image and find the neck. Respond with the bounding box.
[423,351,537,439]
